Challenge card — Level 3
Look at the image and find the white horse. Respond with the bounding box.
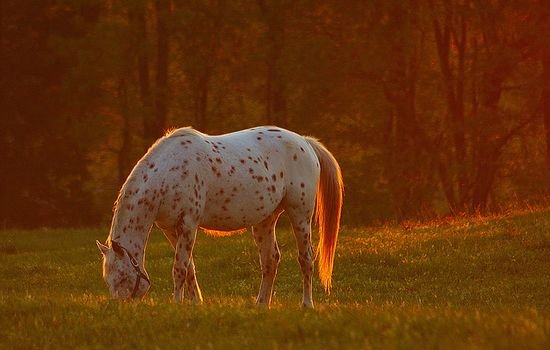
[96,126,343,308]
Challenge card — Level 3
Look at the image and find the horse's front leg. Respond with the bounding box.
[160,226,203,304]
[185,257,203,304]
[173,225,197,303]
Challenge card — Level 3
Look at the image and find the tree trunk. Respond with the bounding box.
[117,78,132,185]
[129,1,153,148]
[471,147,499,212]
[0,1,3,55]
[265,59,274,124]
[194,72,210,131]
[259,0,287,127]
[128,0,153,148]
[432,10,468,212]
[135,2,151,106]
[153,0,170,139]
[381,0,434,219]
[543,53,550,168]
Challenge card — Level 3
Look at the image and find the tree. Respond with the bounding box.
[427,0,543,213]
[0,0,101,226]
[257,0,291,127]
[172,0,228,131]
[543,50,550,168]
[128,0,154,151]
[150,0,171,141]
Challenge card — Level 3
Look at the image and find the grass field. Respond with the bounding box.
[1,210,549,349]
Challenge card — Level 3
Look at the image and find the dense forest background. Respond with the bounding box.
[1,0,548,228]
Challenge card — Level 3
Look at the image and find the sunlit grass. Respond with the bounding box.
[0,210,549,349]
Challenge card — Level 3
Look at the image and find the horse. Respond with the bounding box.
[96,126,343,308]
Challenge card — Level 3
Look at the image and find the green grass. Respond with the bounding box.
[1,210,549,349]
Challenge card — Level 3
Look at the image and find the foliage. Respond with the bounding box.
[1,0,548,227]
[0,210,549,348]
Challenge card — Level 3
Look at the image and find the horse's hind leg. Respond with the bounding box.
[159,226,203,304]
[252,212,282,306]
[286,207,315,308]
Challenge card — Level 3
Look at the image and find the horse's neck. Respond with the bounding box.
[109,197,154,265]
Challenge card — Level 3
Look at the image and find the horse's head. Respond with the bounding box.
[96,240,150,299]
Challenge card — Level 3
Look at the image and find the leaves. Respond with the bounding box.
[0,0,547,227]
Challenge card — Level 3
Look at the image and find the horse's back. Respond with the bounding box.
[212,126,321,195]
[148,126,321,230]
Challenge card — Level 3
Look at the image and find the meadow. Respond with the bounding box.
[0,210,549,349]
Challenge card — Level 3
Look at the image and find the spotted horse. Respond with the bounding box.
[96,126,343,308]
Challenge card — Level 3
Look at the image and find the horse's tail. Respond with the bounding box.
[305,137,344,294]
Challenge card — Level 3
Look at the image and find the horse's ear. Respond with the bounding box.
[96,240,109,255]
